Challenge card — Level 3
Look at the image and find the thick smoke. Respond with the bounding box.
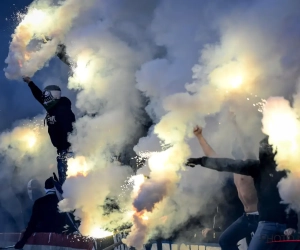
[262,97,300,211]
[128,0,300,247]
[4,0,300,247]
[5,0,96,80]
[0,115,55,230]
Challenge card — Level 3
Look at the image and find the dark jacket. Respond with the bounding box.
[17,192,67,246]
[28,81,75,152]
[196,157,298,230]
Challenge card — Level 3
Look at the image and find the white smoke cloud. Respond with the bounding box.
[4,0,300,246]
[129,0,300,247]
[262,97,300,211]
[5,0,97,80]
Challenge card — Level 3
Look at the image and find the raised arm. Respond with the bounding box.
[186,157,260,177]
[23,77,44,106]
[193,126,217,157]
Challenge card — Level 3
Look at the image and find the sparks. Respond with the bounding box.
[89,227,113,239]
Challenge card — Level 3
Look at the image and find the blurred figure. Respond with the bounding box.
[187,136,298,250]
[23,76,75,187]
[192,123,259,250]
[27,179,44,202]
[14,177,68,249]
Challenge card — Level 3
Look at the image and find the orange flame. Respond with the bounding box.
[18,52,31,68]
[67,156,91,177]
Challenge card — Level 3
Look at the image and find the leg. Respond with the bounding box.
[245,215,259,246]
[57,155,68,185]
[248,222,286,250]
[219,215,252,250]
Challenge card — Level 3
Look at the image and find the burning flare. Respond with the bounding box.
[67,156,91,177]
[89,227,113,238]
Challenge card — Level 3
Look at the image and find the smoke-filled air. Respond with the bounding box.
[3,0,300,248]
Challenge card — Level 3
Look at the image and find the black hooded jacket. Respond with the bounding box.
[28,81,75,152]
[17,192,68,247]
[192,157,298,230]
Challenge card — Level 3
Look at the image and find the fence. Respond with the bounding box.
[0,233,221,250]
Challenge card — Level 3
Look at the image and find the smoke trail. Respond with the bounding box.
[5,0,96,80]
[262,97,300,211]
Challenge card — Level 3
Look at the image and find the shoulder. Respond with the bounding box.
[59,97,72,106]
[34,195,46,206]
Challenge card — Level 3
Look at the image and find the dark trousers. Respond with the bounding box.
[249,221,300,250]
[57,150,72,185]
[219,213,259,250]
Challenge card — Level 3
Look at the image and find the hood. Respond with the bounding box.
[259,136,277,166]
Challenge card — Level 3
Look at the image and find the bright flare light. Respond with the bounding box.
[141,214,149,221]
[262,97,299,152]
[89,227,113,238]
[230,75,243,89]
[67,156,91,177]
[262,97,300,173]
[27,135,37,148]
[209,61,248,90]
[25,9,48,25]
[73,59,90,83]
[129,174,145,196]
[20,130,37,149]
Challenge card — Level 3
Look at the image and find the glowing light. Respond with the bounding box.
[67,156,91,177]
[27,135,37,148]
[20,131,37,149]
[129,174,145,195]
[74,60,90,83]
[230,75,243,89]
[208,60,251,90]
[147,151,170,173]
[262,97,299,153]
[18,52,31,68]
[24,9,48,27]
[89,227,113,238]
[141,214,149,221]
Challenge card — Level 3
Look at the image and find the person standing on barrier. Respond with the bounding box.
[23,77,75,187]
[186,135,298,250]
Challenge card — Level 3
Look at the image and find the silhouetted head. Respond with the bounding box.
[259,136,276,164]
[44,177,55,189]
[42,85,61,110]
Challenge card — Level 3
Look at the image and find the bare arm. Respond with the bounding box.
[193,126,217,157]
